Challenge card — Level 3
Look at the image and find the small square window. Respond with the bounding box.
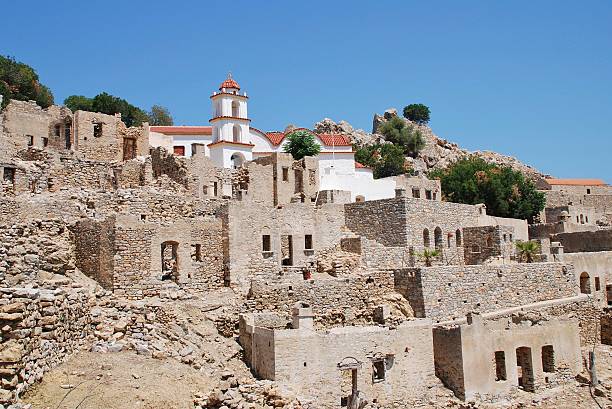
[372,360,385,382]
[305,234,313,250]
[412,188,420,198]
[93,123,103,138]
[26,135,34,146]
[262,235,271,252]
[425,190,432,200]
[3,168,15,184]
[54,124,61,136]
[42,137,49,147]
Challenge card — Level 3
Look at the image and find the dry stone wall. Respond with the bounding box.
[395,263,578,322]
[0,286,95,404]
[246,270,409,327]
[0,219,75,287]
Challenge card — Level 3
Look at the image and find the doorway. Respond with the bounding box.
[281,235,293,266]
[123,138,137,160]
[516,347,535,392]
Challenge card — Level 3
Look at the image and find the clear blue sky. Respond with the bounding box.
[4,0,611,180]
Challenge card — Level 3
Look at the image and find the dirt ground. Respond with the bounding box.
[22,351,211,409]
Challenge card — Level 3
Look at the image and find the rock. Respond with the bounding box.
[0,342,24,364]
[179,345,194,357]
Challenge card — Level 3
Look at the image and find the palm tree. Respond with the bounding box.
[417,248,441,267]
[515,241,541,263]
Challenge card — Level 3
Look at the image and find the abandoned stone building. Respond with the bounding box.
[0,80,611,408]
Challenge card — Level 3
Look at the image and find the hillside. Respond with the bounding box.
[314,108,547,180]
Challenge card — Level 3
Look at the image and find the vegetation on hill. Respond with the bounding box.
[355,143,412,179]
[403,103,430,125]
[63,93,163,127]
[0,55,54,109]
[283,130,321,160]
[376,116,425,158]
[429,157,545,222]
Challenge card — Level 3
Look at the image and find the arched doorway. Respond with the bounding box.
[580,272,591,294]
[455,229,462,246]
[434,227,443,250]
[423,229,430,247]
[230,152,245,169]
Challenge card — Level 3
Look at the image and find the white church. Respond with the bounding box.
[148,75,417,201]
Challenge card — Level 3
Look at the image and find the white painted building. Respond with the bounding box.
[148,75,405,201]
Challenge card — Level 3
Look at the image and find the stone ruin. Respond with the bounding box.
[0,99,611,408]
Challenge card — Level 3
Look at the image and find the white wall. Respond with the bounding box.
[171,135,214,157]
[148,131,173,152]
[478,215,529,242]
[320,171,397,201]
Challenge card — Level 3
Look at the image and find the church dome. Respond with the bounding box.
[219,74,240,90]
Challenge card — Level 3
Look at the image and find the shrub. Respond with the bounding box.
[376,116,424,157]
[429,157,545,222]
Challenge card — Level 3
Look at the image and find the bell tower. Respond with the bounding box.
[210,73,250,143]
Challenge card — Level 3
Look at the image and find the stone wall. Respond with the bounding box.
[0,286,95,403]
[434,315,581,400]
[70,217,116,289]
[0,219,75,287]
[228,202,346,289]
[552,230,612,253]
[241,316,439,407]
[345,198,408,247]
[394,263,578,322]
[112,216,224,299]
[246,270,401,327]
[463,225,515,265]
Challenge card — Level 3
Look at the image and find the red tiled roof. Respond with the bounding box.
[263,128,352,147]
[545,178,606,186]
[265,131,286,145]
[150,126,212,135]
[355,162,371,170]
[317,133,352,146]
[219,74,240,90]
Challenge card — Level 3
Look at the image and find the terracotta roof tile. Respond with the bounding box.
[545,178,606,186]
[219,74,240,90]
[355,162,371,169]
[263,128,352,147]
[317,133,352,146]
[265,132,286,146]
[150,126,212,135]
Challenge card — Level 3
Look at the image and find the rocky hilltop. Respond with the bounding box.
[314,108,547,180]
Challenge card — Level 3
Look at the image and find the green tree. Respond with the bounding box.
[63,92,150,127]
[0,55,54,109]
[354,143,411,179]
[429,157,545,222]
[377,116,425,157]
[283,130,321,160]
[403,103,430,125]
[515,240,541,263]
[148,105,174,126]
[64,95,93,112]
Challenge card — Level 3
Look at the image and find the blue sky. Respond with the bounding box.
[4,0,611,180]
